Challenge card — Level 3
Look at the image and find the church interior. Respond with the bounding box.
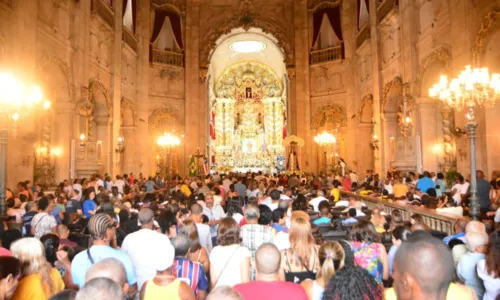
[1,0,500,187]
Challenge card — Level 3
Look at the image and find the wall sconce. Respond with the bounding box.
[79,133,86,148]
[115,136,125,153]
[370,134,379,150]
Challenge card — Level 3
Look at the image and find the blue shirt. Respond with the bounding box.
[443,232,465,245]
[145,180,155,193]
[342,217,358,225]
[50,207,62,225]
[457,252,485,298]
[476,179,491,209]
[173,257,209,295]
[436,179,446,195]
[82,200,96,218]
[416,177,434,193]
[271,224,288,233]
[388,245,399,276]
[71,245,137,288]
[313,217,331,225]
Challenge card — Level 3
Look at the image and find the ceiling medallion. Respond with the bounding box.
[229,41,267,53]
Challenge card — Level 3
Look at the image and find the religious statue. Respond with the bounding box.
[338,157,347,176]
[282,135,305,173]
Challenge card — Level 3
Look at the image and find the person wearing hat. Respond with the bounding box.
[71,213,137,298]
[139,236,195,300]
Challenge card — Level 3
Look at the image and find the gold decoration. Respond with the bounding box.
[120,97,137,126]
[381,76,403,111]
[472,10,500,65]
[311,104,347,130]
[416,47,452,96]
[358,94,374,123]
[149,107,182,133]
[37,52,75,103]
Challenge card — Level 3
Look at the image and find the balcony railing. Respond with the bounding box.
[310,43,342,65]
[152,49,184,67]
[91,0,115,28]
[122,27,137,52]
[356,24,370,48]
[377,0,398,24]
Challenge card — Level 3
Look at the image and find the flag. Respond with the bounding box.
[210,111,216,140]
[189,156,197,176]
[283,112,287,139]
[203,156,209,175]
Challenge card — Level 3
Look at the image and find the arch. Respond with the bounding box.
[358,94,374,123]
[311,103,347,130]
[148,107,182,133]
[472,10,500,65]
[200,16,294,69]
[121,97,136,126]
[36,52,75,103]
[88,80,112,119]
[416,47,452,96]
[381,76,403,113]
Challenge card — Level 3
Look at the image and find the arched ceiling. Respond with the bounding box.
[209,27,286,83]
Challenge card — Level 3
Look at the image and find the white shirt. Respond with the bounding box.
[209,244,251,288]
[452,183,469,204]
[114,180,126,194]
[273,231,290,251]
[121,228,174,291]
[196,223,213,254]
[309,196,328,212]
[280,194,292,201]
[72,184,83,200]
[105,181,113,191]
[247,189,261,198]
[96,179,104,188]
[222,179,232,192]
[494,208,500,223]
[214,195,223,206]
[436,206,463,217]
[31,212,57,239]
[231,213,244,224]
[477,259,500,300]
[202,204,226,237]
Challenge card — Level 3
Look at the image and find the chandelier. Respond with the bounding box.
[429,65,500,112]
[314,131,336,152]
[157,132,181,148]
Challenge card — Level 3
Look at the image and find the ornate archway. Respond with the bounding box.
[472,10,500,65]
[311,104,347,131]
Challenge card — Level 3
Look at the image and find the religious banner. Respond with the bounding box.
[189,156,197,176]
[277,155,285,171]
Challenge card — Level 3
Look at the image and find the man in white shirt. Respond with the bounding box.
[114,175,126,194]
[95,174,104,188]
[202,193,225,245]
[121,208,174,291]
[262,190,281,211]
[280,189,292,201]
[308,190,328,212]
[222,176,232,192]
[190,203,213,253]
[451,175,468,205]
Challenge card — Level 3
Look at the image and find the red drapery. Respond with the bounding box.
[122,0,137,33]
[311,6,344,59]
[149,9,184,62]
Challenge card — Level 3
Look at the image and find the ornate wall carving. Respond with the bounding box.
[378,21,401,69]
[416,47,452,96]
[358,94,374,123]
[37,52,75,103]
[150,66,185,98]
[90,31,112,70]
[121,97,136,126]
[381,76,403,112]
[121,51,137,88]
[310,65,345,96]
[76,80,111,139]
[148,107,182,132]
[311,104,347,130]
[472,10,500,64]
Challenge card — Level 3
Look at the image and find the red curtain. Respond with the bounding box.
[165,11,184,50]
[149,9,184,62]
[325,6,345,58]
[311,10,324,48]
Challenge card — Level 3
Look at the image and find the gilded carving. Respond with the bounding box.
[121,97,137,126]
[311,104,347,130]
[416,47,452,96]
[381,76,403,112]
[37,52,75,102]
[151,66,184,96]
[358,94,374,123]
[149,107,182,132]
[472,10,500,65]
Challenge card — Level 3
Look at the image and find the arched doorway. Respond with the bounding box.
[207,28,288,173]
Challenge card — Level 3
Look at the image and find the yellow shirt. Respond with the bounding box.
[12,268,65,300]
[393,183,409,198]
[385,283,478,300]
[330,188,340,202]
[144,279,181,300]
[180,184,192,197]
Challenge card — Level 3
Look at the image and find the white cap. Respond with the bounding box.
[155,237,175,271]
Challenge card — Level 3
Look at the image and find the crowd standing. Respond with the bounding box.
[0,169,499,300]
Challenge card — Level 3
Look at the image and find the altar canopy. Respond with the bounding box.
[210,62,286,173]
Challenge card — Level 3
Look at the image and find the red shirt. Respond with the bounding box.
[234,281,308,300]
[0,247,12,256]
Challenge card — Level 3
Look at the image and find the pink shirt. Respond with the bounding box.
[0,247,12,256]
[234,281,308,300]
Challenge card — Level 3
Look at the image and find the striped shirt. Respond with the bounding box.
[172,257,209,295]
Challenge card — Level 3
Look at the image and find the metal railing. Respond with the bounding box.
[356,24,370,48]
[91,0,115,28]
[310,43,343,64]
[377,0,398,24]
[152,49,184,67]
[342,192,460,235]
[122,27,137,52]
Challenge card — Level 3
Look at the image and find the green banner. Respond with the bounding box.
[189,156,197,176]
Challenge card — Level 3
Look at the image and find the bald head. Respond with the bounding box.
[255,243,281,275]
[85,258,127,288]
[394,232,454,296]
[465,220,486,234]
[191,203,203,215]
[139,208,154,226]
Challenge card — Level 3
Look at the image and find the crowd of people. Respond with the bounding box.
[0,170,499,300]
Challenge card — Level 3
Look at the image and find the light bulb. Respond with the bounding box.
[11,113,19,121]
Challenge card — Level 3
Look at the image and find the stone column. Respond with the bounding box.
[368,0,383,175]
[440,105,454,171]
[54,102,75,182]
[416,97,439,172]
[136,0,150,175]
[122,125,136,173]
[184,0,202,176]
[294,0,311,172]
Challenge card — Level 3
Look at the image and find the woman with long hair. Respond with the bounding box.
[477,229,500,300]
[348,220,389,285]
[10,238,64,299]
[225,198,244,224]
[82,190,97,218]
[40,234,77,290]
[280,217,320,283]
[179,219,210,272]
[301,242,345,300]
[388,226,411,276]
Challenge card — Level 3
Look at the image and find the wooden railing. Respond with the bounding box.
[91,0,115,28]
[122,27,137,52]
[152,49,184,67]
[356,24,370,48]
[342,192,460,235]
[310,43,343,64]
[377,0,398,24]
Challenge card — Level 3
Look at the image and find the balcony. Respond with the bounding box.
[310,44,342,65]
[91,0,115,28]
[122,27,137,52]
[152,49,184,67]
[356,24,370,48]
[377,0,399,24]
